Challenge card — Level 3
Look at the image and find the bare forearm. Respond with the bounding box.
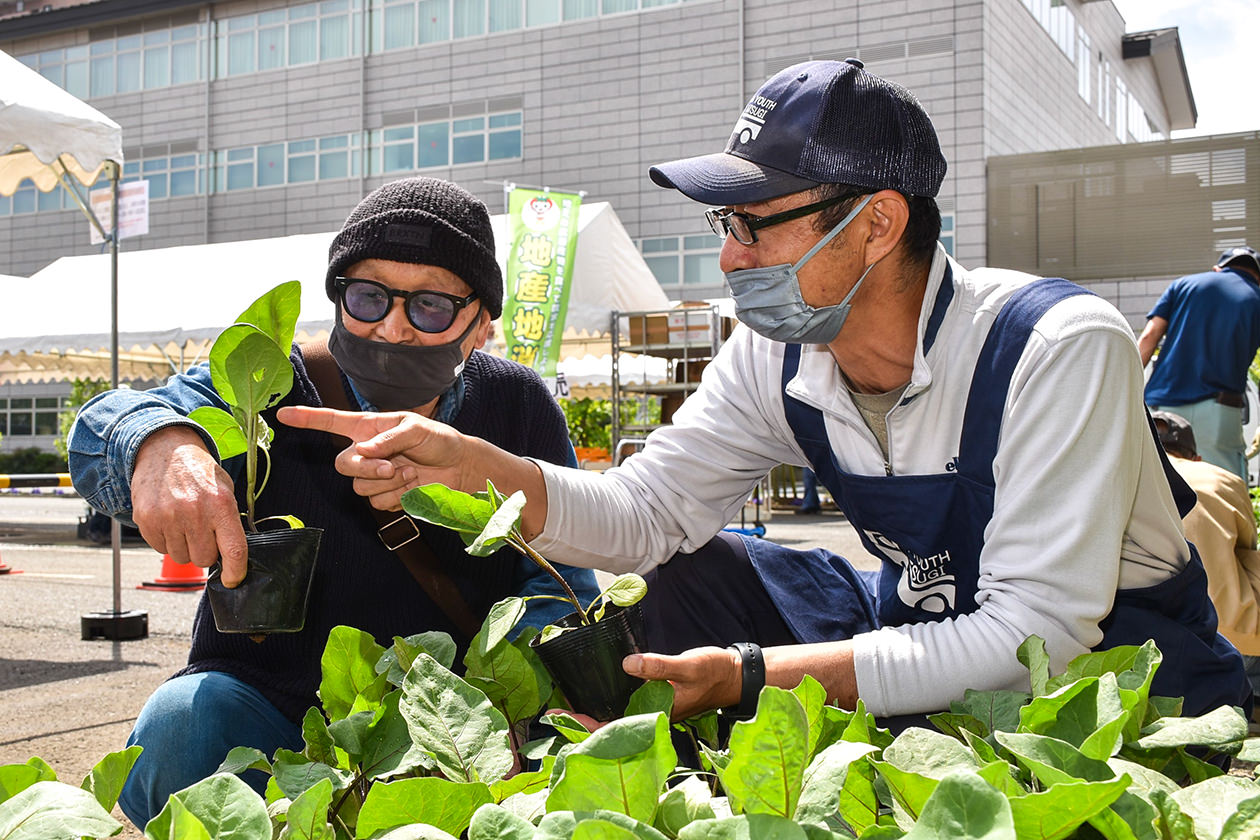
[765,641,859,708]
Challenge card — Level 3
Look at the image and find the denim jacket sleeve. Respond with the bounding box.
[67,362,233,525]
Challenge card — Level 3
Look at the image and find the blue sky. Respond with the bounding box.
[1108,0,1259,137]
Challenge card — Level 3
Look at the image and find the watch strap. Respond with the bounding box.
[728,641,764,718]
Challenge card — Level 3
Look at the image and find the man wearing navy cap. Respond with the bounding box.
[1138,246,1260,481]
[284,61,1251,724]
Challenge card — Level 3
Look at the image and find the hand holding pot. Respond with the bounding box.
[622,646,744,721]
[131,425,249,587]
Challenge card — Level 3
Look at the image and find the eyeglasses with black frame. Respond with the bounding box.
[334,277,478,334]
[705,193,862,245]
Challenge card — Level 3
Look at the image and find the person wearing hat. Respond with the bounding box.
[67,176,597,827]
[284,62,1250,728]
[1153,410,1260,707]
[1138,245,1260,481]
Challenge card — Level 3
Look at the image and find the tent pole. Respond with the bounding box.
[110,163,121,618]
[81,161,148,642]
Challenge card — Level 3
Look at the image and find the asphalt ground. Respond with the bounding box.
[0,491,873,833]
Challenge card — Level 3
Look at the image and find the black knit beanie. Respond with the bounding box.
[325,177,503,319]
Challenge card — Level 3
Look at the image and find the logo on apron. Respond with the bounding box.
[865,530,957,614]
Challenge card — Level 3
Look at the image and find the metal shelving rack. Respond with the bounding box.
[610,305,724,464]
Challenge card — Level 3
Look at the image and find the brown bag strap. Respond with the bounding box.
[299,340,482,640]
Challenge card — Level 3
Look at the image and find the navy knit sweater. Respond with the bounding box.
[176,349,576,722]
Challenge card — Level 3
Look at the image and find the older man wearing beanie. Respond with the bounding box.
[283,62,1251,727]
[68,176,597,828]
[1138,246,1260,482]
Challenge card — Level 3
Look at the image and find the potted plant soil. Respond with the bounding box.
[189,281,322,635]
[401,481,649,720]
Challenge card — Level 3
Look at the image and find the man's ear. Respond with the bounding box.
[862,190,910,266]
[470,308,493,350]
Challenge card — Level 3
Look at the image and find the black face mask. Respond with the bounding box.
[327,308,481,411]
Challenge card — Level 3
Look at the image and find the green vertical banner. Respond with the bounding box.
[501,188,582,388]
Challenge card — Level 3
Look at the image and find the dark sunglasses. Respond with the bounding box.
[705,193,862,245]
[334,277,478,334]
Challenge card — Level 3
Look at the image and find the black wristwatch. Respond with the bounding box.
[727,642,765,719]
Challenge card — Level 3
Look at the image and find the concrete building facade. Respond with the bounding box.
[0,0,1193,452]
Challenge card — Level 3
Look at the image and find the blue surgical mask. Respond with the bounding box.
[725,194,876,344]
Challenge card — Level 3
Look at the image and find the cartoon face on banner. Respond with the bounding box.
[521,195,559,232]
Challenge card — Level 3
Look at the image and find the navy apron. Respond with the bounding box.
[754,274,1251,717]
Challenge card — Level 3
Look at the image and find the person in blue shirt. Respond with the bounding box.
[1139,246,1260,481]
[67,176,597,829]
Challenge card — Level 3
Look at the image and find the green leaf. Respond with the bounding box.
[900,771,1015,840]
[358,778,494,838]
[1219,793,1260,840]
[320,625,388,722]
[474,598,528,658]
[161,798,213,840]
[80,745,142,812]
[466,641,545,730]
[574,819,645,840]
[1017,635,1051,697]
[676,813,813,840]
[1172,776,1260,840]
[599,574,649,608]
[1105,757,1180,798]
[402,484,498,537]
[836,756,882,834]
[351,691,437,781]
[1017,674,1129,760]
[368,825,461,840]
[144,774,270,840]
[488,756,556,802]
[379,632,458,684]
[626,681,675,719]
[209,324,293,414]
[188,406,249,460]
[215,746,273,777]
[538,811,669,840]
[271,749,355,804]
[299,708,339,767]
[654,775,717,839]
[469,492,528,557]
[0,766,43,806]
[949,689,1029,735]
[795,741,880,825]
[283,777,334,840]
[547,713,677,823]
[542,712,594,744]
[995,731,1119,785]
[719,687,810,817]
[1134,705,1249,753]
[1007,777,1130,840]
[0,781,121,840]
[468,802,539,840]
[400,653,515,783]
[790,676,829,760]
[236,280,302,352]
[1147,790,1197,840]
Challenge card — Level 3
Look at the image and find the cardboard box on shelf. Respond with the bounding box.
[668,303,714,345]
[675,358,710,383]
[625,313,669,346]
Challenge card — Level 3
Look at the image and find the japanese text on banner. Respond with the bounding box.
[501,188,581,385]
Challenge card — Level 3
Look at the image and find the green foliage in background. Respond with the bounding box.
[561,397,660,450]
[0,446,66,474]
[54,377,110,462]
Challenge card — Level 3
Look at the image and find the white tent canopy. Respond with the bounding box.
[0,202,671,393]
[0,49,122,197]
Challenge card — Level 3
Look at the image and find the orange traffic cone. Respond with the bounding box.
[0,545,18,575]
[138,554,207,591]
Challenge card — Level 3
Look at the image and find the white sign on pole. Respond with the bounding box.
[89,180,150,244]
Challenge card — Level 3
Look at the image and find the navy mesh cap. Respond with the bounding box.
[650,59,947,206]
[1216,246,1260,281]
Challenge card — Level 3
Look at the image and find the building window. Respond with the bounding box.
[370,109,522,172]
[1076,28,1091,105]
[21,22,206,97]
[0,396,66,438]
[639,234,724,298]
[123,153,205,199]
[215,133,363,190]
[939,213,955,257]
[217,1,360,77]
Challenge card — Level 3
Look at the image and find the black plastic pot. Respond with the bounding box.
[529,602,647,721]
[206,527,322,634]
